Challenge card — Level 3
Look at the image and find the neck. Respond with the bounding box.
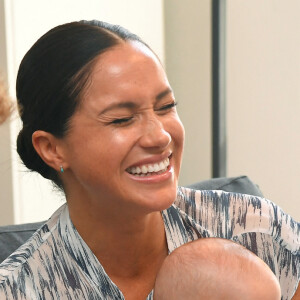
[67,196,168,278]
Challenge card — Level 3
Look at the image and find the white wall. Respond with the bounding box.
[0,0,14,225]
[164,0,212,186]
[227,0,300,220]
[0,0,164,225]
[164,0,300,221]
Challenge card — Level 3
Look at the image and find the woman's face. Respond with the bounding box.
[62,41,185,214]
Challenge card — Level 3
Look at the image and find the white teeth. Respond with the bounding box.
[141,165,148,174]
[159,162,165,169]
[164,159,168,167]
[148,165,154,172]
[127,157,170,175]
[153,163,160,172]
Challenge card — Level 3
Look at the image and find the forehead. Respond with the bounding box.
[96,40,160,69]
[83,41,169,101]
[93,42,164,80]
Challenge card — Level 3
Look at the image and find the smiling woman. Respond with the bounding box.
[0,20,298,300]
[53,42,184,216]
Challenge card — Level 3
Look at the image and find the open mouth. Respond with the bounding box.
[126,156,171,177]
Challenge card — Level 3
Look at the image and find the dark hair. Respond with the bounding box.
[16,20,147,189]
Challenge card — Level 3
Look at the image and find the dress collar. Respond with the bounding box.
[55,193,191,299]
[58,204,124,298]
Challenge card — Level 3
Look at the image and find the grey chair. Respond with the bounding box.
[0,175,263,263]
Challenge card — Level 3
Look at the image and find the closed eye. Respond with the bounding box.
[111,117,133,125]
[156,101,178,111]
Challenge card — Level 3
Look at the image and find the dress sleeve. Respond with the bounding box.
[228,193,300,300]
[233,231,299,300]
[176,188,300,299]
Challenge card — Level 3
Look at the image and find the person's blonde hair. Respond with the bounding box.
[0,78,12,124]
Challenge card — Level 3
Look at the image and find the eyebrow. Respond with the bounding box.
[99,87,173,115]
[156,87,173,101]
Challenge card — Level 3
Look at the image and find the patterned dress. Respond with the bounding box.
[0,188,299,300]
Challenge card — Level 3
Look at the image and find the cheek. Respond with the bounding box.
[79,128,138,171]
[109,129,137,145]
[169,115,185,149]
[170,116,185,172]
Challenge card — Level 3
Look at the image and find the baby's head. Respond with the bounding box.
[154,238,281,300]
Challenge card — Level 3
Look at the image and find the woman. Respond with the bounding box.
[0,20,299,300]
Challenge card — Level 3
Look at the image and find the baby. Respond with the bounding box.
[154,238,281,300]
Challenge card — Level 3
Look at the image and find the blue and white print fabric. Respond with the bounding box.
[0,187,299,299]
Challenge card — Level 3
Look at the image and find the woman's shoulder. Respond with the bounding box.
[175,187,300,253]
[0,224,52,297]
[174,187,300,299]
[0,205,64,286]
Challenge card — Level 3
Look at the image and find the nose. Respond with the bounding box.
[139,115,171,150]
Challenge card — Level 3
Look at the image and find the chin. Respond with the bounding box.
[141,185,178,213]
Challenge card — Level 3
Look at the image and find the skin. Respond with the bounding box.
[32,41,184,299]
[154,239,281,300]
[294,285,300,300]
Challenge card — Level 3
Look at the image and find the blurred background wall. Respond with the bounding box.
[226,0,300,220]
[0,0,299,225]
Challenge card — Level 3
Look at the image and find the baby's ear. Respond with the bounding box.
[32,130,67,172]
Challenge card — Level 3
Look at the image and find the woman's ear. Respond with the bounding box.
[32,130,67,172]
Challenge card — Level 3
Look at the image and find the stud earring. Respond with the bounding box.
[60,166,64,173]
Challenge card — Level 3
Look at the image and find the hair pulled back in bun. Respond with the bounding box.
[16,20,147,189]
